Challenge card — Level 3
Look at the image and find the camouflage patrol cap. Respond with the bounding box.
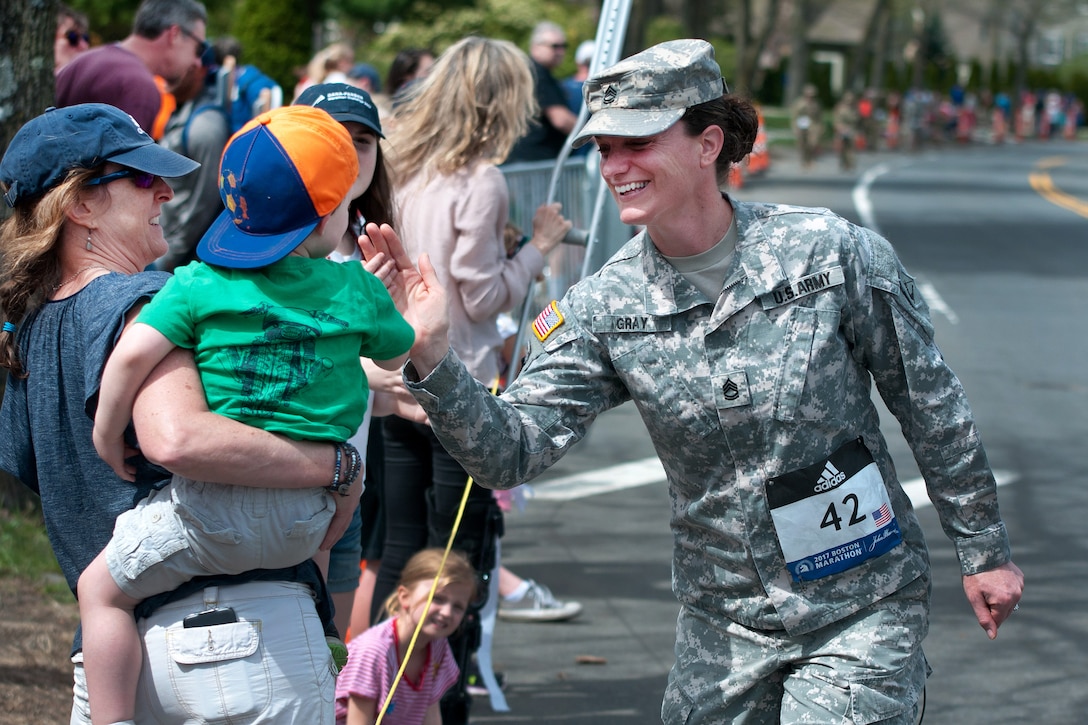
[571,39,727,148]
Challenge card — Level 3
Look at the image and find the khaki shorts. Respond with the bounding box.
[105,476,334,600]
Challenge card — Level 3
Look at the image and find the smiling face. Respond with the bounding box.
[83,163,174,265]
[595,122,711,230]
[397,578,474,641]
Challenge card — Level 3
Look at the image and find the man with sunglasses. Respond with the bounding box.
[56,0,207,139]
[55,4,91,73]
[507,21,580,162]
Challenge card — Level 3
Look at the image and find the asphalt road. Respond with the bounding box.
[472,138,1088,724]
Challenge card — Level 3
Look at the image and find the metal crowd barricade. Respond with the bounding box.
[501,156,632,307]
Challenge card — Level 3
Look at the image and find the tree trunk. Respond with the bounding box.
[868,1,893,92]
[626,0,665,53]
[848,0,890,92]
[0,0,57,512]
[0,0,58,205]
[751,0,782,94]
[735,0,752,94]
[786,0,815,105]
[682,0,722,39]
[736,0,782,96]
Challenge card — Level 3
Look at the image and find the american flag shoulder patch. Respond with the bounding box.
[532,301,564,342]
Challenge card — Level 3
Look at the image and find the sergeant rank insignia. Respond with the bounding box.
[532,300,564,342]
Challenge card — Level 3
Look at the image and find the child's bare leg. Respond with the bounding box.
[76,551,143,725]
[350,559,381,634]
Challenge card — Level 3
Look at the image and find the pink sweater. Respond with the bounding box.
[335,618,457,724]
[397,163,545,385]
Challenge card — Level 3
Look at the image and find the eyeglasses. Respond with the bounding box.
[85,169,158,189]
[178,25,210,59]
[65,30,90,47]
[548,43,568,50]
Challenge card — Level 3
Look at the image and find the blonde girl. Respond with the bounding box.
[335,549,478,725]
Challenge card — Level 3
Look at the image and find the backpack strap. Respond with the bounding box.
[181,103,230,157]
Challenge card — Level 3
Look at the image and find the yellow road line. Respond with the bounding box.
[1029,156,1088,218]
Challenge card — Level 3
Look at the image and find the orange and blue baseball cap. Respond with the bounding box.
[197,105,359,269]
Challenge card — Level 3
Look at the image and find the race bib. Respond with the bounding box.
[767,438,902,582]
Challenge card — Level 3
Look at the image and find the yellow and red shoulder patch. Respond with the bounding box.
[532,300,564,342]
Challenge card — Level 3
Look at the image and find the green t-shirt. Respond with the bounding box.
[138,257,414,441]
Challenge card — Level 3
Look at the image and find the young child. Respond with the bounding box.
[85,105,416,725]
[293,82,396,638]
[337,549,478,725]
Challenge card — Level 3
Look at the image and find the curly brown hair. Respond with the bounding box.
[0,166,101,376]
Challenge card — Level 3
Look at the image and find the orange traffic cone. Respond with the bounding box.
[747,109,770,175]
[728,161,745,189]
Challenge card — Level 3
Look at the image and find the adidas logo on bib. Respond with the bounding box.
[813,461,847,492]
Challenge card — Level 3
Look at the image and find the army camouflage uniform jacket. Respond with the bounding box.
[407,199,1012,636]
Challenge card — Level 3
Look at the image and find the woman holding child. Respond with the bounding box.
[0,103,358,723]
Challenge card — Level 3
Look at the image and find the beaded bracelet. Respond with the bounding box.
[342,442,362,488]
[329,443,350,496]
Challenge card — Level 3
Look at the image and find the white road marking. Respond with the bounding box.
[530,457,1016,507]
[529,457,665,501]
[852,161,959,324]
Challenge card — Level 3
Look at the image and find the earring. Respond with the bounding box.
[85,230,92,251]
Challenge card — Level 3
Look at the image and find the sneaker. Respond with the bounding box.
[498,579,583,622]
[327,636,348,673]
[465,662,505,697]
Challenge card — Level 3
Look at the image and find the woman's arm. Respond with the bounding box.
[132,347,335,486]
[132,347,360,548]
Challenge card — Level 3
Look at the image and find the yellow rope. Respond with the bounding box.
[374,379,499,724]
[374,475,473,724]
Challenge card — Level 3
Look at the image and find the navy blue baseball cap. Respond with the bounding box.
[294,82,384,138]
[0,104,199,208]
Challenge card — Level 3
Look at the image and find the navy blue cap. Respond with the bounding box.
[294,82,384,138]
[348,63,382,93]
[0,104,199,208]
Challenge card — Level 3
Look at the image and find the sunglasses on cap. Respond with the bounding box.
[85,169,158,189]
[179,24,210,59]
[65,30,90,47]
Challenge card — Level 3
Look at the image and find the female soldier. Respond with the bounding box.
[364,39,1023,724]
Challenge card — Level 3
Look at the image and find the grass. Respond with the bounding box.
[0,508,73,603]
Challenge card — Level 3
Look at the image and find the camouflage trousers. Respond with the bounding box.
[661,575,930,724]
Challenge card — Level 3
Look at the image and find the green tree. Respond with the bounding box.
[363,0,597,80]
[232,0,322,93]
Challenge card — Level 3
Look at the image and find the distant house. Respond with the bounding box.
[783,0,1088,96]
